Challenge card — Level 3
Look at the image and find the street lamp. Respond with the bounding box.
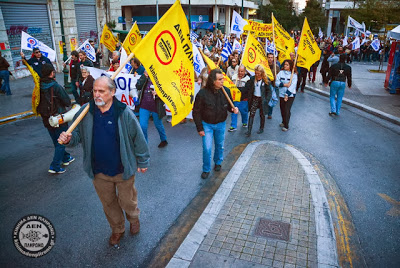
[57,0,70,92]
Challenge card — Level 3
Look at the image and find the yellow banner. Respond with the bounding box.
[241,33,274,81]
[122,22,142,55]
[244,20,273,38]
[297,18,321,71]
[100,24,119,52]
[200,51,242,102]
[132,0,195,126]
[272,14,295,62]
[70,38,77,51]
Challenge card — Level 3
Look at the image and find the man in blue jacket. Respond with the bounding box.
[58,76,150,246]
[20,48,51,78]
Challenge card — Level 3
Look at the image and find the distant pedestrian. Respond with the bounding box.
[135,70,168,148]
[320,50,330,84]
[79,67,94,105]
[58,76,150,246]
[276,60,297,132]
[37,64,73,174]
[20,48,51,78]
[193,69,238,179]
[89,40,102,68]
[64,51,80,102]
[0,51,11,95]
[325,54,352,116]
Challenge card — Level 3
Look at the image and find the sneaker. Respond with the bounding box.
[228,127,237,132]
[281,127,288,132]
[257,129,264,134]
[201,172,210,179]
[62,156,75,166]
[48,167,66,174]
[329,112,336,116]
[242,123,248,128]
[158,140,168,148]
[214,165,221,172]
[267,115,272,119]
[279,123,284,127]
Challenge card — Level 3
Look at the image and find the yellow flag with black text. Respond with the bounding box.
[200,51,242,102]
[244,20,273,39]
[132,0,194,126]
[100,24,119,52]
[241,33,274,81]
[297,18,321,71]
[122,22,142,55]
[272,14,295,62]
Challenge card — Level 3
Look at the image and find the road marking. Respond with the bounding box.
[378,193,400,217]
[0,110,34,125]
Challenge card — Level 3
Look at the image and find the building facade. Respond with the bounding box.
[324,0,360,36]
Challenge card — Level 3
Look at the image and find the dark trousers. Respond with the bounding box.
[297,70,308,91]
[249,96,265,129]
[280,97,295,129]
[47,124,70,170]
[308,67,317,82]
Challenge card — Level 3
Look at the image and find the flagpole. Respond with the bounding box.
[272,13,277,79]
[60,52,135,143]
[198,48,235,109]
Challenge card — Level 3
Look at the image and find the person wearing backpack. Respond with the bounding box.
[38,64,74,174]
[325,54,352,116]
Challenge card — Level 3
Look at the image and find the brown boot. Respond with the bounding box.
[130,218,140,235]
[109,231,125,246]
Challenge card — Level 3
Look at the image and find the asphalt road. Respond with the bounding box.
[0,91,399,267]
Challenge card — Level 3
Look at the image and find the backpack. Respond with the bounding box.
[37,87,57,117]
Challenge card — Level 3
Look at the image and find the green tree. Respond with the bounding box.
[257,0,300,31]
[299,0,327,34]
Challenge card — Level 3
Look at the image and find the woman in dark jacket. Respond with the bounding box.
[244,64,273,137]
[320,50,330,84]
[79,67,94,105]
[135,71,168,148]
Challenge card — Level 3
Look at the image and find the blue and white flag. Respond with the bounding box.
[77,39,96,62]
[192,42,206,76]
[215,38,223,49]
[233,39,242,53]
[221,41,233,62]
[318,28,324,39]
[347,16,364,33]
[265,39,278,57]
[365,30,371,37]
[230,10,247,36]
[342,36,348,46]
[352,37,360,50]
[21,31,56,62]
[370,39,380,51]
[119,48,133,73]
[190,31,199,42]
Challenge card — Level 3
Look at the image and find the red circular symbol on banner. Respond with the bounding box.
[154,30,177,66]
[129,33,137,46]
[248,47,256,63]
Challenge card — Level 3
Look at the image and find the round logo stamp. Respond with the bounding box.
[13,214,56,258]
[154,30,177,65]
[248,47,256,63]
[129,33,137,46]
[104,32,110,40]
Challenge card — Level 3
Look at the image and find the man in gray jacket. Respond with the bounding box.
[58,76,150,246]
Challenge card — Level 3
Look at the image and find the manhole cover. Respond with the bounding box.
[254,218,290,241]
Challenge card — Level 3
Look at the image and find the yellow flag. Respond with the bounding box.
[200,51,242,102]
[241,33,274,81]
[22,59,41,115]
[100,24,119,52]
[272,14,295,62]
[244,20,273,39]
[132,0,194,126]
[297,18,321,71]
[122,22,142,54]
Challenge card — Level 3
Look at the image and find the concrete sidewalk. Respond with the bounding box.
[167,141,338,268]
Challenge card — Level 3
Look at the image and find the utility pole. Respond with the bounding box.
[241,0,244,17]
[57,0,70,91]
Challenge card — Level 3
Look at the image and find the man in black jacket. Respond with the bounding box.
[20,48,51,77]
[193,69,238,179]
[63,50,80,102]
[38,64,74,174]
[325,54,352,116]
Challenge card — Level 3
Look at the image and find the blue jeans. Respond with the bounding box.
[330,81,346,115]
[230,101,248,128]
[0,70,11,95]
[47,124,70,170]
[70,79,79,102]
[202,121,226,172]
[139,108,167,142]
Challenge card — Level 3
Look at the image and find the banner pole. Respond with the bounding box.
[272,13,277,79]
[59,52,135,143]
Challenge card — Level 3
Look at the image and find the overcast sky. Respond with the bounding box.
[295,0,307,10]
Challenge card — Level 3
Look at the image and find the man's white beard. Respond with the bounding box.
[95,98,105,106]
